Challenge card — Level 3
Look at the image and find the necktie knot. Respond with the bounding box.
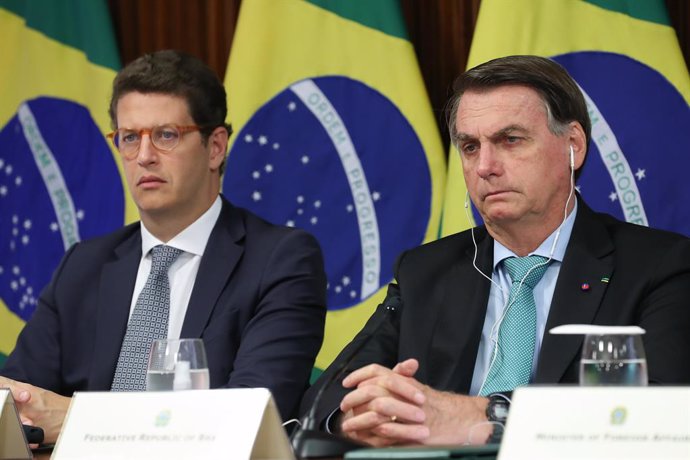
[503,255,549,289]
[150,245,182,276]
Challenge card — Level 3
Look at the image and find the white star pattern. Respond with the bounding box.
[272,143,280,150]
[334,286,342,293]
[23,219,31,229]
[350,290,357,298]
[609,192,618,202]
[296,195,305,204]
[301,155,309,164]
[19,277,26,286]
[346,204,354,213]
[310,216,318,225]
[0,159,4,168]
[314,200,321,209]
[10,280,18,291]
[76,210,85,220]
[21,235,29,245]
[0,186,7,196]
[0,266,3,274]
[5,165,13,175]
[244,134,253,143]
[14,176,22,186]
[264,164,273,173]
[288,102,297,111]
[297,208,304,215]
[50,222,59,232]
[252,171,261,179]
[252,191,262,201]
[342,276,351,286]
[12,266,19,275]
[635,168,646,180]
[286,220,295,227]
[372,191,381,202]
[12,215,18,224]
[258,136,268,146]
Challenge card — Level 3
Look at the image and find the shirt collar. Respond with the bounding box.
[140,196,222,257]
[493,199,578,270]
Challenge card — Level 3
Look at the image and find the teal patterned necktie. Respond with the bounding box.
[480,255,550,395]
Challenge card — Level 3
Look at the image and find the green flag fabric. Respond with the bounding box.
[0,0,131,367]
[223,0,446,373]
[442,0,690,237]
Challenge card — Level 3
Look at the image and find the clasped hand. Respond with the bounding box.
[338,359,492,447]
[0,376,70,444]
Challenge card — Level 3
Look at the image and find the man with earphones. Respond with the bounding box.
[300,55,690,447]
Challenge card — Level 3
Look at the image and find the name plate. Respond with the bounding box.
[0,389,31,460]
[500,386,690,460]
[53,387,294,460]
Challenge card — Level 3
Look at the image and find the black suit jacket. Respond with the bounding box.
[2,196,327,419]
[301,199,690,424]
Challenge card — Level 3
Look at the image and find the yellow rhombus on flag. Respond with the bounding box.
[443,0,690,238]
[0,0,132,367]
[223,0,446,374]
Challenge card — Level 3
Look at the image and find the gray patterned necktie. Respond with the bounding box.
[111,245,182,391]
[480,255,550,395]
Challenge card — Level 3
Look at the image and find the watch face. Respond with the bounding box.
[492,403,509,421]
[488,396,510,422]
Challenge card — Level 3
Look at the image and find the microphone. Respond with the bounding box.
[291,292,403,459]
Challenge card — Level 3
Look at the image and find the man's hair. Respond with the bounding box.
[109,50,231,173]
[446,55,591,179]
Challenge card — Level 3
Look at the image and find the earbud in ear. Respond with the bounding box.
[464,191,469,209]
[569,145,575,170]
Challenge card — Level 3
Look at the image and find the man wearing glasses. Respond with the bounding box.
[0,50,327,443]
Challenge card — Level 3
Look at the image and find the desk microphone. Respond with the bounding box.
[291,292,403,459]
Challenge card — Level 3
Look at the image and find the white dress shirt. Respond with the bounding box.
[128,196,222,339]
[469,200,578,395]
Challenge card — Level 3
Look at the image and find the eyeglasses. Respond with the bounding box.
[107,124,203,159]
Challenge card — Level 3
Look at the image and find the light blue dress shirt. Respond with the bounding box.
[469,201,578,396]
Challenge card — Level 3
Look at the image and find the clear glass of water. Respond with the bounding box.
[146,338,210,391]
[579,333,648,386]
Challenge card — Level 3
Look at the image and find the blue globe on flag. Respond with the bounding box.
[224,76,433,309]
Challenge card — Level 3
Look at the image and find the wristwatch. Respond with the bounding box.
[485,393,510,424]
[485,393,510,443]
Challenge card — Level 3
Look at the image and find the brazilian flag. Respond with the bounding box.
[0,0,131,367]
[442,0,690,237]
[223,0,446,373]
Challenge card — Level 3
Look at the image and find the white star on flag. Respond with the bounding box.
[635,168,646,180]
[609,192,618,202]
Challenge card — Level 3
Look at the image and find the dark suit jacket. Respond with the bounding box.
[2,196,327,419]
[301,199,690,424]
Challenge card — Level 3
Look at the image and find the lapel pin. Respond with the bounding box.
[581,282,590,291]
[601,276,610,284]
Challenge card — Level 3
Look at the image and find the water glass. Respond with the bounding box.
[579,333,648,386]
[146,338,210,391]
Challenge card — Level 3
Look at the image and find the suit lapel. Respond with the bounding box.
[427,228,494,393]
[536,200,614,383]
[89,230,141,390]
[180,199,244,338]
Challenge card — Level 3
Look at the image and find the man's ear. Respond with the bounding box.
[568,122,587,170]
[208,126,229,171]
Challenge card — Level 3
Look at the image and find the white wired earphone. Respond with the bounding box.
[467,144,576,395]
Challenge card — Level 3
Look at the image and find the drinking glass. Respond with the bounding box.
[579,333,648,386]
[146,338,210,391]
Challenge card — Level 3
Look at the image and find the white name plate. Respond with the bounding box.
[53,387,294,460]
[0,389,31,460]
[500,386,690,460]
